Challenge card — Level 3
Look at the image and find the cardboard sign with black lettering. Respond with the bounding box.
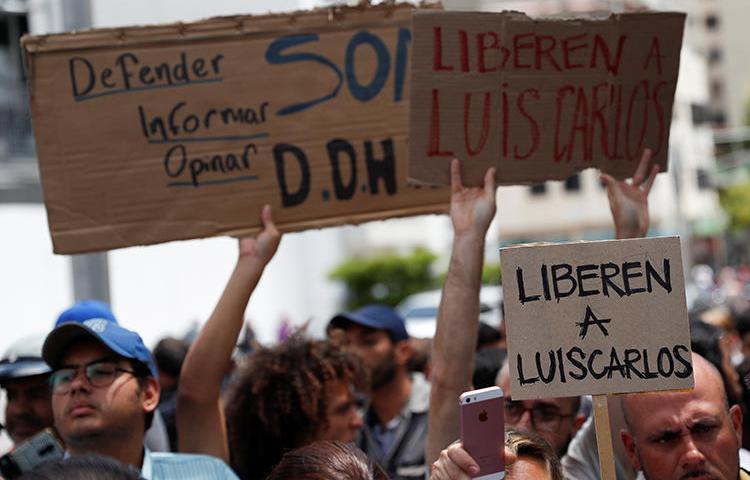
[409,11,686,186]
[501,236,693,400]
[22,4,448,254]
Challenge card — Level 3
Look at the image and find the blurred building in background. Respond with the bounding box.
[649,0,750,129]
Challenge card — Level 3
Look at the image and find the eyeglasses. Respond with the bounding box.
[503,400,574,433]
[50,361,139,394]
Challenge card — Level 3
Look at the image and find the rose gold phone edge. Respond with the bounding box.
[459,386,505,480]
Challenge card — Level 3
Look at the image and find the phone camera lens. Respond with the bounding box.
[466,398,471,403]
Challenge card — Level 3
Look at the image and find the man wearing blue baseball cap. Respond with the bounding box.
[329,305,430,480]
[42,314,239,479]
[51,300,170,453]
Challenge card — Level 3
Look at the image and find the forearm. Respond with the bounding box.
[433,232,485,385]
[427,232,486,463]
[176,256,267,455]
[180,257,266,396]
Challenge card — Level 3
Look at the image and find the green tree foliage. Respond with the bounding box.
[329,248,438,310]
[436,262,503,286]
[482,263,502,285]
[330,248,504,310]
[719,181,750,230]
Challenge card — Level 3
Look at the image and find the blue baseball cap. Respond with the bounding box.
[43,318,159,379]
[55,300,118,327]
[329,305,409,342]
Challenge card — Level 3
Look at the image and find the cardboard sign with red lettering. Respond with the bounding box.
[22,4,449,254]
[501,236,693,400]
[409,11,685,186]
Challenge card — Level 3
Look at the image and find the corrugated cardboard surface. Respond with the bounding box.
[501,237,693,400]
[410,11,685,186]
[24,3,448,254]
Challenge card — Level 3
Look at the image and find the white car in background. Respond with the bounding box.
[396,285,503,338]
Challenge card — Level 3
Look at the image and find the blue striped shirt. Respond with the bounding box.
[142,448,239,480]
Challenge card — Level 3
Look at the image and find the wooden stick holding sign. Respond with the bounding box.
[500,237,694,476]
[592,395,616,480]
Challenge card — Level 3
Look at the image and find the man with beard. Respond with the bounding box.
[621,352,749,480]
[328,305,430,480]
[0,334,53,449]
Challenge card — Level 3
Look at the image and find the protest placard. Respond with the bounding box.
[409,11,686,186]
[22,3,449,254]
[500,236,693,400]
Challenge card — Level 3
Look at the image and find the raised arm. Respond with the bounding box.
[177,205,281,460]
[426,159,497,464]
[600,148,659,239]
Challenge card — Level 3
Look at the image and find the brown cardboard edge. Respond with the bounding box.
[21,2,444,54]
[412,9,686,23]
[50,202,450,254]
[498,235,681,253]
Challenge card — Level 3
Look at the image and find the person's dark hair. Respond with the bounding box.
[472,347,506,389]
[689,319,739,406]
[737,358,750,450]
[734,308,750,339]
[224,334,368,480]
[506,429,563,480]
[266,441,387,480]
[407,337,431,375]
[152,337,188,378]
[19,455,143,480]
[476,322,502,351]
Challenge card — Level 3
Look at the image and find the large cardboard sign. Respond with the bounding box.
[409,11,685,186]
[501,237,693,400]
[23,4,448,254]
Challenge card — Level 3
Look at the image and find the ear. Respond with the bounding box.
[620,429,641,472]
[394,340,412,367]
[730,403,743,446]
[140,377,160,414]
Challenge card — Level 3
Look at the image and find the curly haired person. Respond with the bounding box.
[224,334,367,479]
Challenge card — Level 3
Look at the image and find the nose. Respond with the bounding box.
[68,368,91,393]
[516,409,534,431]
[680,436,707,470]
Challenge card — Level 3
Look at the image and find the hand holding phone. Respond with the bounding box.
[459,386,505,480]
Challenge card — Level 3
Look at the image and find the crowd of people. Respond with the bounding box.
[2,149,749,479]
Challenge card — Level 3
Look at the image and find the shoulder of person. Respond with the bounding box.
[150,452,238,477]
